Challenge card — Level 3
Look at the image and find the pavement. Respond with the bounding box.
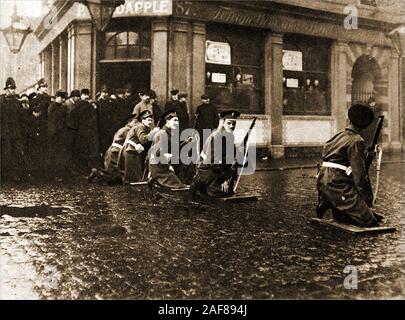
[1,154,404,300]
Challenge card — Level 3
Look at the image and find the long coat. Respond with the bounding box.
[195,102,219,146]
[47,101,69,170]
[97,97,115,156]
[164,100,189,134]
[0,94,24,180]
[149,125,187,189]
[316,126,377,227]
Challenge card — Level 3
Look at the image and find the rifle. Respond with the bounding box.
[232,117,257,193]
[365,115,384,171]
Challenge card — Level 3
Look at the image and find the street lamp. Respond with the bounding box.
[0,4,32,54]
[388,25,405,56]
[77,0,125,32]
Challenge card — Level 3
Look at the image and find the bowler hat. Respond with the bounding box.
[348,104,374,129]
[70,90,81,98]
[55,90,67,99]
[170,89,179,96]
[179,93,188,98]
[4,77,16,90]
[149,89,157,99]
[201,94,210,100]
[81,88,90,95]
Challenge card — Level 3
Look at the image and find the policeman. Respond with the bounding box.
[149,110,189,190]
[0,77,24,182]
[316,103,383,227]
[190,110,241,197]
[122,110,159,183]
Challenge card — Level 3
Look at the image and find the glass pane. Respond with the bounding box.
[140,46,151,59]
[128,32,139,45]
[115,32,128,46]
[116,45,127,59]
[105,45,115,59]
[128,46,140,59]
[303,73,329,114]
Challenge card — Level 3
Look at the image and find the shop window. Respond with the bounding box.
[104,31,151,60]
[205,25,264,114]
[283,34,331,116]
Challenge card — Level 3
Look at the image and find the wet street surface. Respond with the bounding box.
[1,162,404,300]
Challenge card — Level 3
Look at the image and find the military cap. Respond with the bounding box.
[81,88,90,95]
[55,90,67,99]
[138,110,153,121]
[4,77,16,90]
[37,78,48,88]
[170,89,179,96]
[20,93,28,99]
[161,109,178,123]
[201,93,210,100]
[220,110,241,120]
[179,92,188,98]
[69,90,81,98]
[348,104,374,129]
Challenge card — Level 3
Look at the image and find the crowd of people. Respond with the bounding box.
[0,77,220,185]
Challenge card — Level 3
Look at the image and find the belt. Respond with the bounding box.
[111,142,123,149]
[124,139,144,152]
[322,162,352,176]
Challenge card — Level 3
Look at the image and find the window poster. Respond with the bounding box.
[205,41,231,65]
[211,73,227,83]
[286,78,299,88]
[282,50,303,71]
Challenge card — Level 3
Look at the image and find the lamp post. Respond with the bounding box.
[0,3,32,54]
[76,0,125,32]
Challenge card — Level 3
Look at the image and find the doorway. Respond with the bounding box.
[99,61,150,94]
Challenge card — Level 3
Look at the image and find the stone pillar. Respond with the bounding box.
[59,34,68,91]
[191,22,206,117]
[43,46,52,88]
[169,19,192,99]
[67,24,76,93]
[267,33,284,159]
[51,41,60,94]
[388,51,402,151]
[151,18,169,106]
[74,22,93,91]
[332,40,349,132]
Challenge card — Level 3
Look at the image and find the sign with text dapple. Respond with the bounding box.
[78,0,172,17]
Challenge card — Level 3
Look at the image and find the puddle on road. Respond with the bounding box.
[0,204,71,218]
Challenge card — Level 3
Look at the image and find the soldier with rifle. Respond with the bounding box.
[316,103,385,227]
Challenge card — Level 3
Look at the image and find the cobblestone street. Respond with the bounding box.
[1,161,404,300]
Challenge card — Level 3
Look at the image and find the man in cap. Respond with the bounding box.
[148,110,189,190]
[47,90,69,179]
[0,77,25,182]
[72,88,99,174]
[190,110,241,197]
[114,88,131,131]
[96,85,115,157]
[121,110,159,183]
[132,88,153,122]
[149,89,162,125]
[195,93,219,149]
[28,78,51,177]
[88,113,138,184]
[316,103,383,227]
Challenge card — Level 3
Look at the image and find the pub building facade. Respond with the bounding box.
[34,0,404,158]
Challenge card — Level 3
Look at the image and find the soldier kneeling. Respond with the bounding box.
[316,103,383,227]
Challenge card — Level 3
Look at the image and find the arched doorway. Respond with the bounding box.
[351,54,383,146]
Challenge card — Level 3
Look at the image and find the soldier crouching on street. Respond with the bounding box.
[121,110,159,184]
[148,110,189,190]
[88,113,138,185]
[316,103,383,227]
[190,110,242,198]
